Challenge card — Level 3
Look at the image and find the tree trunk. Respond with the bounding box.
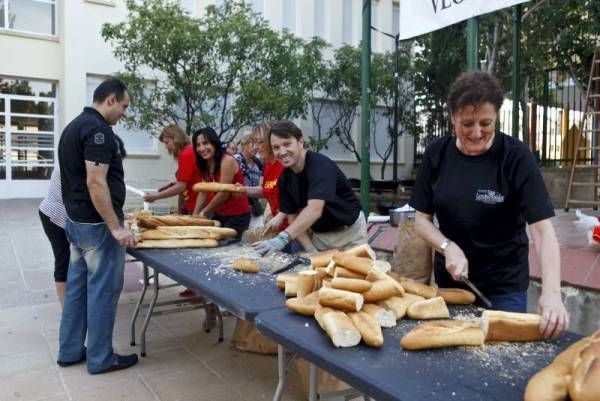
[520,76,530,147]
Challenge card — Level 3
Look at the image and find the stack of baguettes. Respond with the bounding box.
[525,328,600,401]
[278,244,476,348]
[134,214,237,248]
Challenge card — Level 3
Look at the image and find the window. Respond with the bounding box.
[283,0,295,32]
[342,0,352,44]
[0,77,57,180]
[314,0,325,39]
[392,1,400,36]
[1,0,56,36]
[86,76,157,155]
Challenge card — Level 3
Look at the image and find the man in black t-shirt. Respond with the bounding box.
[57,78,138,374]
[253,120,366,255]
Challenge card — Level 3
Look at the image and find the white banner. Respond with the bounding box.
[399,0,531,40]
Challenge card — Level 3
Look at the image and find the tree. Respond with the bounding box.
[102,0,326,142]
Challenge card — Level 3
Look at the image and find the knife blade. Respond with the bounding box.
[271,256,311,275]
[461,276,492,308]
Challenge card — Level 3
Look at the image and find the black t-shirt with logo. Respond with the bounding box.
[59,107,126,223]
[279,150,361,233]
[409,132,554,295]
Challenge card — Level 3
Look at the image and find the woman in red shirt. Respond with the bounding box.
[243,123,288,232]
[192,127,251,237]
[143,124,201,214]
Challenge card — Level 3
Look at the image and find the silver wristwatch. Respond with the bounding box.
[440,238,452,254]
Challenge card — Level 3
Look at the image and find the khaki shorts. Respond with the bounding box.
[311,211,367,251]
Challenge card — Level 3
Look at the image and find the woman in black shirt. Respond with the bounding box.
[410,71,568,338]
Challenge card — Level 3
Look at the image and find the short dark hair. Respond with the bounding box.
[93,78,128,104]
[269,120,303,141]
[192,127,224,179]
[447,71,504,114]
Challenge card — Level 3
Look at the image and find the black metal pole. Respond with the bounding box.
[393,34,399,181]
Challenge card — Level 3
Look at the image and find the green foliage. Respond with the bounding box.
[102,0,326,141]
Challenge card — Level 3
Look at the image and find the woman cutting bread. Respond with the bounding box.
[410,71,569,338]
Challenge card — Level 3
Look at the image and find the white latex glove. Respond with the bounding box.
[253,233,288,256]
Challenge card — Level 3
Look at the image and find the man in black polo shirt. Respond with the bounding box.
[254,120,366,255]
[57,78,138,374]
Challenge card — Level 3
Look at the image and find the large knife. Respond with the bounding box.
[461,276,492,308]
[271,255,311,275]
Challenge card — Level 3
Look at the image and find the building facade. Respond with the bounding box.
[0,0,411,199]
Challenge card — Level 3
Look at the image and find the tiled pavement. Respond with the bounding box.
[1,199,307,401]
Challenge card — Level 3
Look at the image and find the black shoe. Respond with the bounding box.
[91,354,138,375]
[57,348,87,367]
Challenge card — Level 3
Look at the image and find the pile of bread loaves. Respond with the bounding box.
[133,213,237,248]
[525,328,600,401]
[277,244,554,352]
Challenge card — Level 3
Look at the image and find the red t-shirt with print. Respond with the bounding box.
[176,144,201,213]
[262,159,288,231]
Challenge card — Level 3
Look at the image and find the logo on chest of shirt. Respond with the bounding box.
[475,189,505,204]
[263,179,277,189]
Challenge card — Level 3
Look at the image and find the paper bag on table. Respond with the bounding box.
[391,220,433,284]
[295,357,350,400]
[230,318,277,355]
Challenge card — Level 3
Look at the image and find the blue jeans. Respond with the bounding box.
[480,291,527,313]
[59,219,125,373]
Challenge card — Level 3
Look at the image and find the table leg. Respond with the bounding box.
[308,363,318,401]
[140,267,160,357]
[272,344,287,401]
[129,263,149,346]
[215,305,224,342]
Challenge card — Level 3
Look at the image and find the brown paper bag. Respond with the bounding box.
[391,220,433,284]
[230,318,278,354]
[295,357,350,400]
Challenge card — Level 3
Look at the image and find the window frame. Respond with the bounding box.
[0,0,58,38]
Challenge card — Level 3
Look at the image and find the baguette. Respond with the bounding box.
[343,244,376,260]
[309,249,340,268]
[334,266,366,280]
[569,355,600,401]
[361,303,396,328]
[276,272,298,290]
[330,278,373,293]
[400,320,485,350]
[393,276,437,299]
[284,277,298,297]
[314,267,329,288]
[378,296,408,320]
[322,311,362,348]
[314,306,335,330]
[572,333,600,369]
[232,258,259,273]
[297,270,319,298]
[324,259,337,277]
[136,214,217,229]
[136,239,219,248]
[286,291,320,316]
[406,296,450,320]
[436,288,476,305]
[157,225,237,238]
[348,311,384,347]
[332,254,373,276]
[192,182,246,193]
[524,337,592,401]
[362,279,402,303]
[365,268,405,295]
[480,310,543,342]
[371,259,392,274]
[318,287,364,312]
